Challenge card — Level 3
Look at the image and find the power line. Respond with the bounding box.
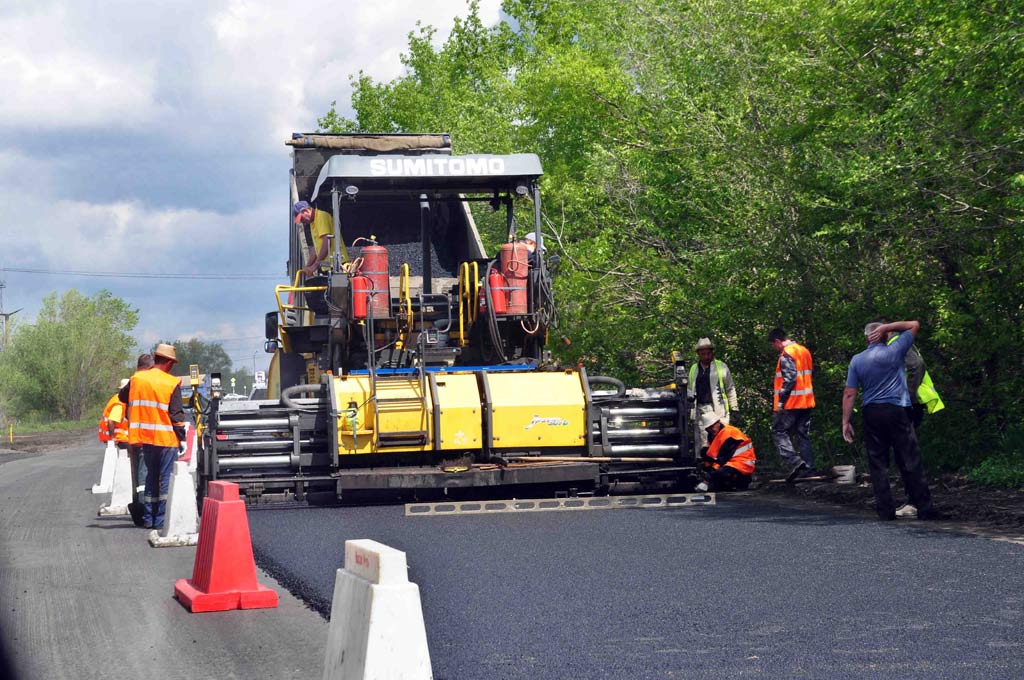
[0,266,281,281]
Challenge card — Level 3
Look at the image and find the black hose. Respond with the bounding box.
[588,375,626,397]
[281,384,324,411]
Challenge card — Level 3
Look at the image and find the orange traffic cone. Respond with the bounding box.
[173,481,278,612]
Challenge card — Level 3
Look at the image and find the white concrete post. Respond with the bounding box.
[91,440,117,494]
[323,539,433,680]
[148,461,199,547]
[98,448,132,516]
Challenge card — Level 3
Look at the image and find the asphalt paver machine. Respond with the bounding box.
[196,133,698,504]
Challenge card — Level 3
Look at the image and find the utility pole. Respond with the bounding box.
[0,281,24,352]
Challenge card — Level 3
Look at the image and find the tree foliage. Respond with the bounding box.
[320,0,1024,469]
[158,338,233,375]
[0,290,138,421]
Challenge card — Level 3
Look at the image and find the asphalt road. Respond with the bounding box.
[3,442,1023,679]
[0,443,325,680]
[249,497,1024,679]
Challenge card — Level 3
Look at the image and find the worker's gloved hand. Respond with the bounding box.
[730,412,742,428]
[178,442,187,458]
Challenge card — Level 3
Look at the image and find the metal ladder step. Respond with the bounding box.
[376,396,426,404]
[378,430,429,447]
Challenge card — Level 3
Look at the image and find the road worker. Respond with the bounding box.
[687,337,739,452]
[768,328,817,482]
[843,320,945,521]
[697,418,756,492]
[294,200,348,275]
[120,354,155,525]
[522,231,544,268]
[119,345,185,529]
[97,382,129,447]
[876,317,945,431]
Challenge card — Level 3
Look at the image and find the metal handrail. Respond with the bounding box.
[274,271,329,353]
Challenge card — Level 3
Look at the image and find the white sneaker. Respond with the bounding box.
[695,482,709,492]
[895,504,918,519]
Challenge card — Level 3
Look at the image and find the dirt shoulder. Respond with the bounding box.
[754,470,1024,533]
[3,428,96,454]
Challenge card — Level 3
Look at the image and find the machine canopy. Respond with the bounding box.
[310,153,543,202]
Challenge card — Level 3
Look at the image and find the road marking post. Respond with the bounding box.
[149,461,199,547]
[98,448,132,516]
[91,440,117,494]
[323,539,432,680]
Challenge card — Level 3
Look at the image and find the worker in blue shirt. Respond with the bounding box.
[842,320,945,521]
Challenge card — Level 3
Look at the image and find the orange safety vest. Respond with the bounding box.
[127,368,182,447]
[706,424,756,475]
[97,394,128,443]
[773,342,815,411]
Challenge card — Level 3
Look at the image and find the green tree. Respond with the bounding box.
[0,289,138,421]
[321,0,1024,472]
[158,338,233,376]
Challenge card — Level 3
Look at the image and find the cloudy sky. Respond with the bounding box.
[0,0,502,374]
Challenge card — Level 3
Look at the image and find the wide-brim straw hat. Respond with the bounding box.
[694,337,714,351]
[154,343,178,363]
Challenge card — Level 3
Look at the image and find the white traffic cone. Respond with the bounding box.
[323,539,432,680]
[91,441,117,494]
[148,461,199,547]
[98,448,133,516]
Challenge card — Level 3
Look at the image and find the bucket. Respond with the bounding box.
[832,465,856,485]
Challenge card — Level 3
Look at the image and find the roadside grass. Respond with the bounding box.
[2,417,96,435]
[969,426,1024,490]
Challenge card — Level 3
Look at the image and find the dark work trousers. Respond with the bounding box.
[128,445,147,505]
[908,404,925,431]
[771,408,814,469]
[863,404,933,519]
[142,445,177,528]
[708,466,752,492]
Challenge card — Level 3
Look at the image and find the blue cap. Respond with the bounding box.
[293,200,310,216]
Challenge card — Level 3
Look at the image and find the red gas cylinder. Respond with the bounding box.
[499,242,530,315]
[356,244,391,319]
[488,268,509,315]
[351,274,370,320]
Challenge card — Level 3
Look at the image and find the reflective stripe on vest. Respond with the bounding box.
[773,343,815,410]
[127,368,180,447]
[707,425,756,475]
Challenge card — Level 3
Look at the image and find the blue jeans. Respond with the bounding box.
[142,445,177,528]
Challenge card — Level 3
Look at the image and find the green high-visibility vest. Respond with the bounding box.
[887,334,944,414]
[689,359,730,415]
[917,371,945,414]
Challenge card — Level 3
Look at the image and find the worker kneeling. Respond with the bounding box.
[699,419,756,492]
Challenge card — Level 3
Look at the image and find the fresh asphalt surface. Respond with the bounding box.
[250,497,1024,680]
[3,442,1023,679]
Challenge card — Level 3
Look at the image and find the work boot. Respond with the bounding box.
[895,504,918,519]
[785,462,808,484]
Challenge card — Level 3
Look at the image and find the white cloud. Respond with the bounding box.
[0,4,163,128]
[0,0,502,148]
[0,0,504,352]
